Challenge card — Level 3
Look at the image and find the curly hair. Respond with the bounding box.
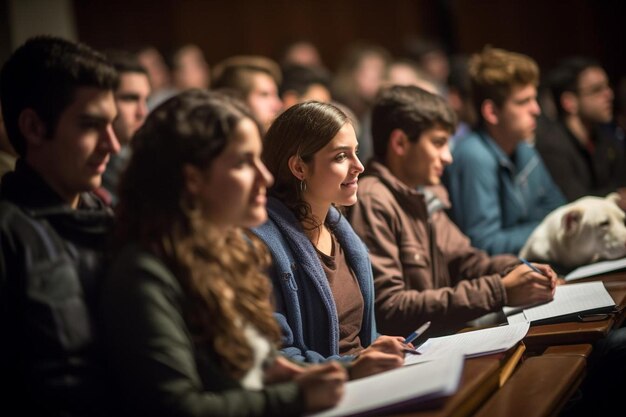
[262,101,349,230]
[115,89,280,379]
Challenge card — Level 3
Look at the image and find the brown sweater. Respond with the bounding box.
[348,161,518,336]
[317,232,365,356]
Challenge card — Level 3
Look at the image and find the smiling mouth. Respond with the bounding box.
[341,178,358,187]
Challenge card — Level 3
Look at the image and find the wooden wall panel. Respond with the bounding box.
[74,0,626,79]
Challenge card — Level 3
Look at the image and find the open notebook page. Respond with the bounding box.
[506,281,615,324]
[310,354,464,417]
[404,321,529,366]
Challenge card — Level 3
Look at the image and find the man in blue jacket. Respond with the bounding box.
[444,46,565,255]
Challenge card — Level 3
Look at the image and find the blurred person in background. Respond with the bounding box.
[404,37,450,96]
[280,64,332,109]
[333,43,391,164]
[446,55,477,150]
[280,40,324,69]
[137,45,176,110]
[0,104,17,181]
[535,57,625,205]
[100,50,151,205]
[213,56,283,133]
[169,44,210,91]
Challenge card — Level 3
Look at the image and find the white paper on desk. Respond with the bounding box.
[512,281,615,324]
[404,321,529,366]
[565,257,626,281]
[309,354,464,417]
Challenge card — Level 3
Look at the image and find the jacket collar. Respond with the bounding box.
[363,159,451,210]
[1,158,105,212]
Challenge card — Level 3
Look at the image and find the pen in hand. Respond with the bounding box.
[519,257,557,290]
[403,321,431,346]
[518,257,544,275]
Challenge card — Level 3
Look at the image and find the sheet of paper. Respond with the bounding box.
[506,312,528,324]
[310,354,464,417]
[516,281,615,323]
[565,257,626,281]
[404,321,529,366]
[511,281,615,324]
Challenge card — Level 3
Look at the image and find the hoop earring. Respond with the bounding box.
[299,180,307,193]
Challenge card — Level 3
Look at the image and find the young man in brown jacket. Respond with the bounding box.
[348,85,556,336]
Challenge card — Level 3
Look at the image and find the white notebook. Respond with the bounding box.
[506,281,616,325]
[565,257,626,281]
[309,354,464,417]
[404,321,529,366]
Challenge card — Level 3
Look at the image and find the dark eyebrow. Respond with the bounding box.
[117,93,141,101]
[78,113,115,124]
[330,145,356,152]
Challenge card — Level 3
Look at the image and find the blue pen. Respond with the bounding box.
[403,321,431,345]
[518,257,544,275]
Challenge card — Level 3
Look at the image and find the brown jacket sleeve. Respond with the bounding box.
[350,181,509,336]
[432,209,519,283]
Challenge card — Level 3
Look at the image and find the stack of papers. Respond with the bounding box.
[565,257,626,281]
[506,281,616,325]
[310,355,464,417]
[404,321,529,366]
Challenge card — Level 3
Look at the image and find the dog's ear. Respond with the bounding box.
[562,208,583,236]
[606,192,621,205]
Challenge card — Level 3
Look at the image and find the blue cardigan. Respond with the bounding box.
[252,197,377,363]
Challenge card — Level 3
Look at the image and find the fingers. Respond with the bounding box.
[264,356,305,384]
[369,336,406,357]
[521,268,553,288]
[298,362,347,384]
[526,282,555,303]
[298,362,347,412]
[351,350,403,379]
[532,263,558,288]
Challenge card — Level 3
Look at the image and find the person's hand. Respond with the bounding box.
[350,349,404,379]
[263,355,304,384]
[502,262,556,306]
[366,335,407,357]
[296,362,347,412]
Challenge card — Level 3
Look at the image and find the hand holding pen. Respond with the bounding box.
[519,258,558,290]
[502,258,557,306]
[402,321,431,355]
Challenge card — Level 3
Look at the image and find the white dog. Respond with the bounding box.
[519,194,626,269]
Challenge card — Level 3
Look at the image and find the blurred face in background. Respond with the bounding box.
[113,72,151,145]
[354,53,387,102]
[575,66,614,124]
[172,45,210,90]
[247,72,282,132]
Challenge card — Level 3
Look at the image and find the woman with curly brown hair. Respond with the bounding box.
[100,90,346,417]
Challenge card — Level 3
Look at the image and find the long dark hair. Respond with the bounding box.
[115,89,280,379]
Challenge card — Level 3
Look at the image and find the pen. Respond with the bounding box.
[403,321,431,345]
[518,257,544,275]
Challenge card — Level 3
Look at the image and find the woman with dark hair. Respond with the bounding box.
[100,90,346,417]
[252,101,405,379]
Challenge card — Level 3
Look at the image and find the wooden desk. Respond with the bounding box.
[472,355,586,417]
[390,358,501,417]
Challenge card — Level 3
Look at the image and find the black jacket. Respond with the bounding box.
[0,159,113,416]
[535,118,626,201]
